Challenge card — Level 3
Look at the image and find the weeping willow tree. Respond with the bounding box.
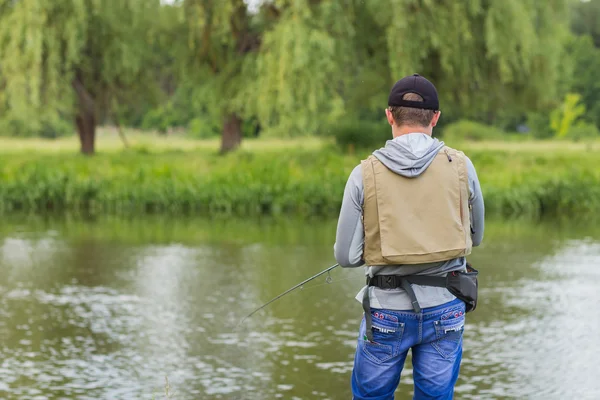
[183,0,265,152]
[0,0,571,153]
[0,0,160,154]
[373,0,571,122]
[254,0,571,128]
[183,0,361,150]
[184,0,570,150]
[571,0,600,47]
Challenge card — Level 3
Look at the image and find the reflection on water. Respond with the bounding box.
[461,239,600,400]
[1,216,600,399]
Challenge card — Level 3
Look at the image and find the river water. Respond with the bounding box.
[1,215,599,400]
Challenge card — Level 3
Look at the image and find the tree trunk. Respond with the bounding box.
[76,110,96,155]
[220,113,243,154]
[72,76,96,155]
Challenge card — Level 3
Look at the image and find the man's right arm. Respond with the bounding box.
[334,165,365,268]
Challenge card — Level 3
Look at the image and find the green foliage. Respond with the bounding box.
[0,144,599,218]
[467,146,600,217]
[563,122,600,141]
[327,120,390,151]
[441,120,509,142]
[0,0,162,135]
[181,0,572,137]
[0,0,581,144]
[527,86,599,140]
[187,117,221,139]
[252,1,354,135]
[0,115,73,138]
[182,0,256,117]
[141,108,178,134]
[526,112,553,139]
[566,34,600,129]
[0,149,347,215]
[483,174,600,218]
[372,0,570,119]
[571,0,600,47]
[37,117,74,139]
[550,93,586,138]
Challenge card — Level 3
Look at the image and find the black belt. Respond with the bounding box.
[362,274,446,342]
[362,265,479,342]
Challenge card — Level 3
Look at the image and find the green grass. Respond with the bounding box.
[1,132,599,218]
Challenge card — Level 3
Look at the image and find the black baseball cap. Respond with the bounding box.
[388,74,439,111]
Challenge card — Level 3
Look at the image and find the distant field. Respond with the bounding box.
[1,127,599,155]
[0,128,330,154]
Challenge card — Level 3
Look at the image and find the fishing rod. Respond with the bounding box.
[239,263,340,325]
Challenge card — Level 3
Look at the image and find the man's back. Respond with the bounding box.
[334,133,484,310]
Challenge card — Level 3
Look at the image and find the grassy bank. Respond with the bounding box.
[1,134,599,217]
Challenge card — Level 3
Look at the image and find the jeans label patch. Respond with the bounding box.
[444,326,463,334]
[373,326,396,334]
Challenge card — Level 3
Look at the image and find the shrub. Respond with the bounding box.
[327,119,390,152]
[0,116,72,138]
[141,106,177,133]
[550,93,586,138]
[526,112,553,139]
[38,117,73,138]
[441,120,506,142]
[565,122,600,141]
[187,117,220,139]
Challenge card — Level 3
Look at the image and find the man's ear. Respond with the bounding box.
[385,108,395,127]
[431,111,441,127]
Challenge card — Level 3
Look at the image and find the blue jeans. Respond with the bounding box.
[351,298,466,400]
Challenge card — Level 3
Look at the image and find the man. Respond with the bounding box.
[334,74,485,400]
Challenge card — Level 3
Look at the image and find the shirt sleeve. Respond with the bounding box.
[465,156,485,246]
[334,165,365,267]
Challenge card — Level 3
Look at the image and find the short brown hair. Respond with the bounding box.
[388,93,436,127]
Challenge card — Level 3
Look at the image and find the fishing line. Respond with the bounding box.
[237,263,340,326]
[297,275,354,291]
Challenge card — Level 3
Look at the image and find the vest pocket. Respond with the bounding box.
[432,315,464,359]
[362,313,404,364]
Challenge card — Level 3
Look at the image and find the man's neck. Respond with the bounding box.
[392,125,432,138]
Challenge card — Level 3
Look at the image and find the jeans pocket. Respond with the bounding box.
[432,308,465,359]
[362,310,404,364]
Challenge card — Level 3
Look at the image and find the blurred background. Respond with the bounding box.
[0,0,600,399]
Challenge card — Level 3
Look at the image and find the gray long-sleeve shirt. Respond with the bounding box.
[334,133,484,310]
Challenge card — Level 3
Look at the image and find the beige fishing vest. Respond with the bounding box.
[361,146,472,265]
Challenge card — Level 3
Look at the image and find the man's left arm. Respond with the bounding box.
[465,156,485,246]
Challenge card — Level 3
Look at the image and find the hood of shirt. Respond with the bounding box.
[372,133,445,178]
